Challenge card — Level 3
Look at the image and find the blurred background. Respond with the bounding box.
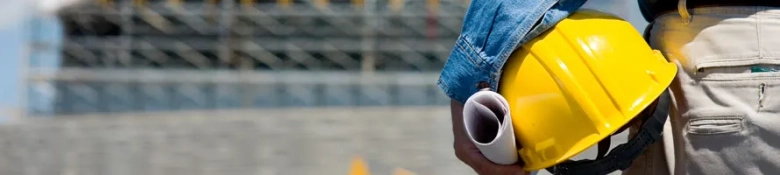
[0,0,648,174]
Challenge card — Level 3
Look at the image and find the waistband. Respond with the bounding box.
[647,0,780,20]
[684,6,780,15]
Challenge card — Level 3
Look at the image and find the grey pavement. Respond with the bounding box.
[0,107,626,175]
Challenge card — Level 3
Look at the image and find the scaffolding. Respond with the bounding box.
[25,0,466,115]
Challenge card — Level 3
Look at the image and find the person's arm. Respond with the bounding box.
[438,1,590,174]
[450,99,528,175]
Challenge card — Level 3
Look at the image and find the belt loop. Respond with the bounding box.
[678,0,691,25]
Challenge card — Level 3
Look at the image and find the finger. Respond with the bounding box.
[454,139,528,175]
[462,147,526,175]
[473,160,527,175]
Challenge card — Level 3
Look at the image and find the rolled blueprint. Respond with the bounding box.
[462,90,518,165]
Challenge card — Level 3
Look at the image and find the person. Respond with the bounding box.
[439,0,780,174]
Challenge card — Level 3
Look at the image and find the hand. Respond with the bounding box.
[450,100,529,175]
[454,138,528,175]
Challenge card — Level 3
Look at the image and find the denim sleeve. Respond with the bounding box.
[437,0,588,104]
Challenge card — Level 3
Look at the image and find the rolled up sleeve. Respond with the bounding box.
[438,0,589,104]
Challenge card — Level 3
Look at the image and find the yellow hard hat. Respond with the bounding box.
[497,9,677,173]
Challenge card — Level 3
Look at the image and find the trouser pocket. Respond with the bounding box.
[678,73,780,174]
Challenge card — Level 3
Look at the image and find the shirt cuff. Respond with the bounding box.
[437,36,498,104]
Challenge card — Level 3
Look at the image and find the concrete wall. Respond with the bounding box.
[0,107,469,175]
[0,107,627,175]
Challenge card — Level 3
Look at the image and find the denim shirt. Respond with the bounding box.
[437,0,588,104]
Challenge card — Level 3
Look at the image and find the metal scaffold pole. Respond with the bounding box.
[361,0,376,74]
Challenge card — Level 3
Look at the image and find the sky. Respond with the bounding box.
[0,2,31,120]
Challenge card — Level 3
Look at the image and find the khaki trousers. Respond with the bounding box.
[624,3,780,175]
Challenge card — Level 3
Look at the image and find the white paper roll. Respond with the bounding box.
[462,90,518,165]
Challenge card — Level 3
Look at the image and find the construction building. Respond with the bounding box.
[25,0,466,115]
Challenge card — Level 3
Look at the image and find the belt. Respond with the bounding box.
[644,0,780,21]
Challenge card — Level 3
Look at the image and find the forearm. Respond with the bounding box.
[450,99,468,143]
[450,99,476,165]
